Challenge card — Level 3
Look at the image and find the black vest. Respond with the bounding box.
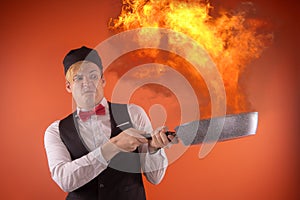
[59,102,146,200]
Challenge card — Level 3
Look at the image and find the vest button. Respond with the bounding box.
[99,183,105,188]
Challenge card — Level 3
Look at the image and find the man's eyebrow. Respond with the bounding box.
[74,70,99,76]
[89,70,99,74]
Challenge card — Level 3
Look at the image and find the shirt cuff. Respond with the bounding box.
[91,147,109,166]
[140,143,163,156]
[148,148,162,155]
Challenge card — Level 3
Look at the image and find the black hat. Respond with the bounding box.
[63,46,103,74]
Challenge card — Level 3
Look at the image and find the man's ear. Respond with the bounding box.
[66,81,72,93]
[101,77,106,86]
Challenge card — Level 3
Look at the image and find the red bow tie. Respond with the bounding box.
[79,104,106,122]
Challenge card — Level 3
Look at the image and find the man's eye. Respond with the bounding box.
[73,76,83,82]
[90,74,99,80]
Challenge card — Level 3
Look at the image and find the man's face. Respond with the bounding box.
[66,62,105,110]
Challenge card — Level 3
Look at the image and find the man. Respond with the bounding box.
[44,46,175,200]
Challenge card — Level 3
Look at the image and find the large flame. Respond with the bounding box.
[109,0,272,116]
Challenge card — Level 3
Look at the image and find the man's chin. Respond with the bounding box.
[82,96,97,107]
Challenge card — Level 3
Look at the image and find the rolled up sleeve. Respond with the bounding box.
[44,121,109,192]
[128,104,169,185]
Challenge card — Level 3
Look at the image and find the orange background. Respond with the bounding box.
[0,0,299,199]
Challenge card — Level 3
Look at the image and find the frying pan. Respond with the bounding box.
[143,112,258,146]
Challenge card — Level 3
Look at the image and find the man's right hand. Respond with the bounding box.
[110,128,148,152]
[101,128,148,162]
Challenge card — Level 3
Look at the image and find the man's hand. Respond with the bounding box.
[148,126,178,153]
[110,128,148,152]
[101,128,148,161]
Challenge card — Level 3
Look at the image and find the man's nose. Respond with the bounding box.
[82,76,90,84]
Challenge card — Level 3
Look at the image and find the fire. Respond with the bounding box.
[109,0,272,115]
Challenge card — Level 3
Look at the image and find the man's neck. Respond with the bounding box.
[78,98,104,111]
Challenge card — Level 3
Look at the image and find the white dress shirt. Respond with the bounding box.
[44,98,168,192]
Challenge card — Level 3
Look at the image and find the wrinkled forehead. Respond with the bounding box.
[73,61,101,75]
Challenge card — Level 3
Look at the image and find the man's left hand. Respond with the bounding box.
[148,126,178,153]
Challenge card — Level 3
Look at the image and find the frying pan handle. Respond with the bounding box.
[141,131,176,140]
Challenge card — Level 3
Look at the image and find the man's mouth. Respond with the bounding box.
[82,88,96,94]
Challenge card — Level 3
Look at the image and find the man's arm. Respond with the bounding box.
[45,120,149,191]
[139,144,169,184]
[44,121,109,192]
[127,104,169,184]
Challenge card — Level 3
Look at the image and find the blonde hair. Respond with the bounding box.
[65,61,84,83]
